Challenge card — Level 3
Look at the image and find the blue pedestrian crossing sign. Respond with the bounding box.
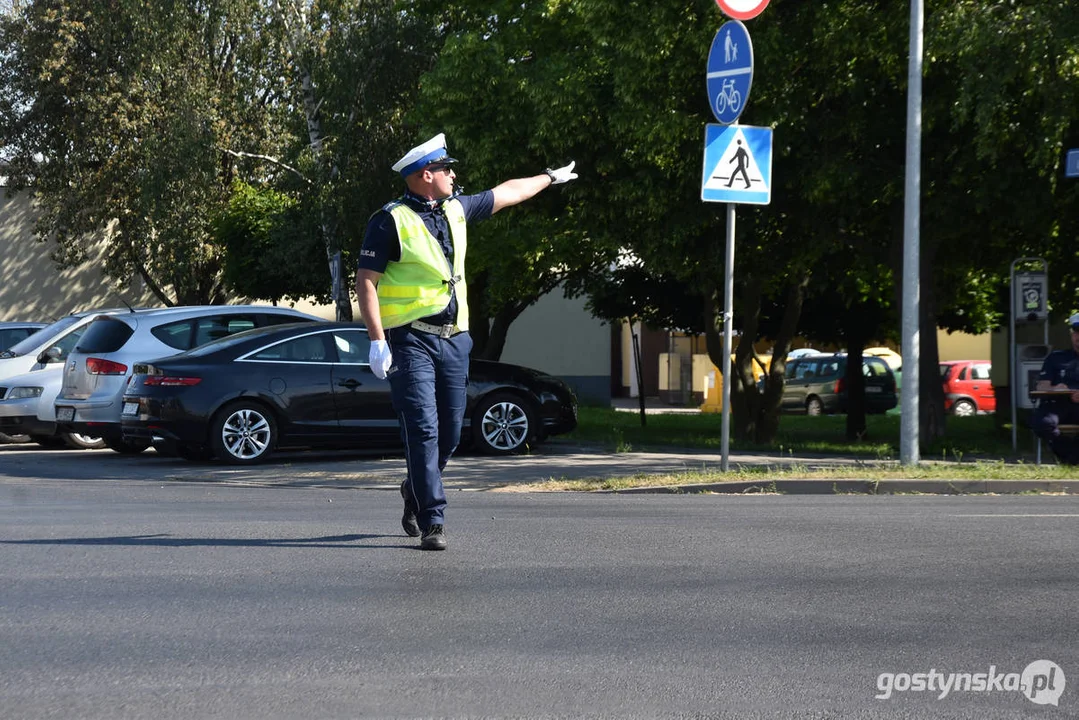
[706,20,753,125]
[701,124,772,205]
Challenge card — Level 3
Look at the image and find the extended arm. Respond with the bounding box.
[490,161,577,214]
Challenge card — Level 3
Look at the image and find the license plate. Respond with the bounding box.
[122,402,139,416]
[56,407,75,422]
[866,386,882,393]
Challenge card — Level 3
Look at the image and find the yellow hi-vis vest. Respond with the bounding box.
[376,198,469,330]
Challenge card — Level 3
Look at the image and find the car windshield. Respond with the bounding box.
[0,315,83,358]
[939,364,953,379]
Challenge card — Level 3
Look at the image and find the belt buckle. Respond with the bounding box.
[439,324,454,339]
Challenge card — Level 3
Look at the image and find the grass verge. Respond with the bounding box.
[499,460,1079,493]
[568,405,1036,459]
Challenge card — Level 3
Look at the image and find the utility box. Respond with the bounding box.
[1014,272,1049,323]
[1016,344,1051,409]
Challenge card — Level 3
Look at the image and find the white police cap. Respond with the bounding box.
[1068,312,1079,328]
[391,133,457,177]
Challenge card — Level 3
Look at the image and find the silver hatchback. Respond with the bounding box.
[55,305,323,452]
[0,322,48,351]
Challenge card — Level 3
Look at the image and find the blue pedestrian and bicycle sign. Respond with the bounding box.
[701,124,773,204]
[706,20,753,125]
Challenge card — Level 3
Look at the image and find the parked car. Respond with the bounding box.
[864,346,902,372]
[0,367,105,448]
[0,309,175,448]
[54,305,324,453]
[119,322,578,464]
[781,353,898,415]
[939,360,994,416]
[0,321,48,351]
[0,309,145,379]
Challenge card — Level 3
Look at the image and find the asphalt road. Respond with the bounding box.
[1,452,1077,719]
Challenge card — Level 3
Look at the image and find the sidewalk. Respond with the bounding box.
[610,396,703,414]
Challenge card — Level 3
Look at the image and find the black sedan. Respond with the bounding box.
[119,322,578,464]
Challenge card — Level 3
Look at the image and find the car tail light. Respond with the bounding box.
[143,375,202,387]
[835,377,845,394]
[86,357,128,375]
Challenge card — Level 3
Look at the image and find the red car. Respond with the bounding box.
[939,360,995,416]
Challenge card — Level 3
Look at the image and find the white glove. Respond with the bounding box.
[545,161,578,185]
[369,340,392,379]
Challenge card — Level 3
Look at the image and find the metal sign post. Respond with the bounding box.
[703,3,770,472]
[720,204,736,471]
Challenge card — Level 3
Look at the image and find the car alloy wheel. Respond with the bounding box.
[212,401,276,464]
[61,432,106,450]
[473,392,535,455]
[952,399,976,417]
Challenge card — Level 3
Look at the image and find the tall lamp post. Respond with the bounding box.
[900,0,923,466]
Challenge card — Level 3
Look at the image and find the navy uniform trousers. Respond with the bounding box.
[1031,399,1079,465]
[386,325,473,530]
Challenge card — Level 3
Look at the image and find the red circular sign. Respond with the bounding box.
[715,0,770,21]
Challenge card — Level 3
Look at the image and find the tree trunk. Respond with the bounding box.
[919,284,946,443]
[844,343,868,440]
[730,278,764,442]
[290,17,352,322]
[843,306,875,440]
[919,241,946,443]
[467,270,492,356]
[755,273,810,443]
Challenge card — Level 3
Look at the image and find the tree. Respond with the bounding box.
[213,180,328,302]
[0,0,281,305]
[252,0,436,320]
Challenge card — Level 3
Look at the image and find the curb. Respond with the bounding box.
[609,479,1079,495]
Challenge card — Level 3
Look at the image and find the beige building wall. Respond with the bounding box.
[937,330,991,362]
[499,286,610,404]
[0,189,159,320]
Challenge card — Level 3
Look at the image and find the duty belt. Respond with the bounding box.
[410,320,462,339]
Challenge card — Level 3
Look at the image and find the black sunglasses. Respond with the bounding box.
[427,164,454,174]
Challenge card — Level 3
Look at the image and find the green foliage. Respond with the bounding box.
[570,405,1031,460]
[2,0,1077,360]
[213,181,328,303]
[268,0,439,318]
[0,0,281,304]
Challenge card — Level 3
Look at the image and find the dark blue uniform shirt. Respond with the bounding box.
[1039,348,1079,388]
[359,189,495,326]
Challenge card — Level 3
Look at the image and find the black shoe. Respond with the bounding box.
[400,480,420,538]
[420,524,447,551]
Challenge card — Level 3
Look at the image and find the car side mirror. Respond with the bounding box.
[37,346,62,364]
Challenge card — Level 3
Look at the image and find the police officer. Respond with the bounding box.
[1031,312,1079,464]
[355,133,577,550]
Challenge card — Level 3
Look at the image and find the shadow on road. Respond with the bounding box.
[0,532,412,549]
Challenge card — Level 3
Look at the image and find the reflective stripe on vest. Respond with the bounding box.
[377,199,469,330]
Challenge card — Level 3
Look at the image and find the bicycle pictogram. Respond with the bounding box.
[714,78,742,116]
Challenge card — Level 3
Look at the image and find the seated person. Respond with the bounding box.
[1030,312,1079,464]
